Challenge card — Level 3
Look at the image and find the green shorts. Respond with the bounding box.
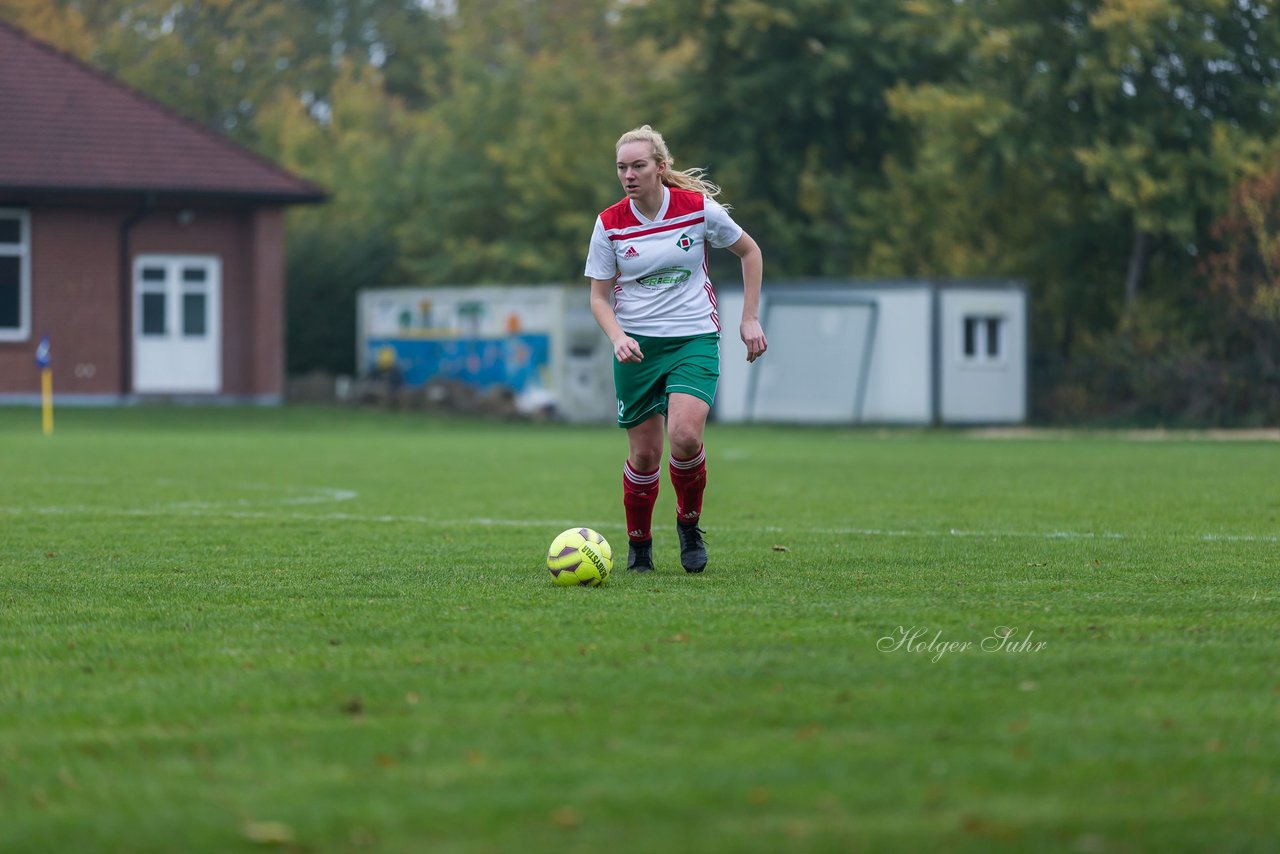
[613,332,720,428]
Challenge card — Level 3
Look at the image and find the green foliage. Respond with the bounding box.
[393,0,666,285]
[633,0,941,277]
[284,225,396,375]
[0,0,94,57]
[255,63,415,374]
[25,0,449,146]
[1205,167,1280,332]
[1197,164,1280,420]
[880,0,1280,286]
[1041,163,1280,426]
[878,0,1280,421]
[1040,300,1233,425]
[8,0,1280,418]
[259,1,667,369]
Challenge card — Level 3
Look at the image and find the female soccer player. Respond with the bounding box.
[584,125,767,574]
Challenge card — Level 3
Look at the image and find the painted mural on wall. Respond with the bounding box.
[361,288,557,394]
[365,334,549,392]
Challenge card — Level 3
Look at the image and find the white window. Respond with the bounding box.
[0,208,31,341]
[962,315,1004,363]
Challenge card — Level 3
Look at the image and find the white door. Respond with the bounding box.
[133,255,221,393]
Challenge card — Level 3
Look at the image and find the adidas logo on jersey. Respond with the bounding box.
[623,246,639,258]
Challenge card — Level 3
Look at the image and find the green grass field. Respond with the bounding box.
[1,407,1276,853]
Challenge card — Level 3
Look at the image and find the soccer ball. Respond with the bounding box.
[546,527,613,587]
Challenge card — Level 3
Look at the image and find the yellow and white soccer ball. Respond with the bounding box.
[546,527,613,587]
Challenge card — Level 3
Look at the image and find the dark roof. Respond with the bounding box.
[0,20,325,203]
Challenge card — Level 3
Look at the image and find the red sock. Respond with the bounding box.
[623,461,660,542]
[669,445,706,525]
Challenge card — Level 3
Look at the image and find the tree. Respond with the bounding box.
[256,63,415,373]
[392,0,672,285]
[1200,165,1280,418]
[631,0,946,278]
[0,0,94,58]
[4,0,449,147]
[888,0,1280,311]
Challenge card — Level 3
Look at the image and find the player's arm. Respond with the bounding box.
[590,278,643,363]
[727,231,767,363]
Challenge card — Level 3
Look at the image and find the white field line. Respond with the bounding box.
[967,427,1280,441]
[1,478,358,507]
[1,502,1275,543]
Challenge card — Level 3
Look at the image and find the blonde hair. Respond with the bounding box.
[616,125,726,204]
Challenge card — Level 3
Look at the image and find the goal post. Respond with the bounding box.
[745,295,878,424]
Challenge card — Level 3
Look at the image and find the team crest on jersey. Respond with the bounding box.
[623,246,639,258]
[676,233,694,251]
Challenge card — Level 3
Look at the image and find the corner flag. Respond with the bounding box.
[36,335,52,436]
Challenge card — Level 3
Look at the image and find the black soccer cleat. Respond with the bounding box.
[627,539,655,573]
[676,521,707,573]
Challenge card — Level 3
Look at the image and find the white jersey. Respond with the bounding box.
[584,186,742,337]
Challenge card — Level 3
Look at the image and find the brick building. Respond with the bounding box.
[0,20,324,404]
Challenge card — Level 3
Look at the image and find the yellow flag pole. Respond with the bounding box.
[36,335,53,436]
[42,367,54,436]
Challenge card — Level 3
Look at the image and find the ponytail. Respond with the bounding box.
[616,125,728,206]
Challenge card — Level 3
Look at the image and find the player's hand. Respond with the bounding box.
[612,335,644,363]
[741,319,767,363]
